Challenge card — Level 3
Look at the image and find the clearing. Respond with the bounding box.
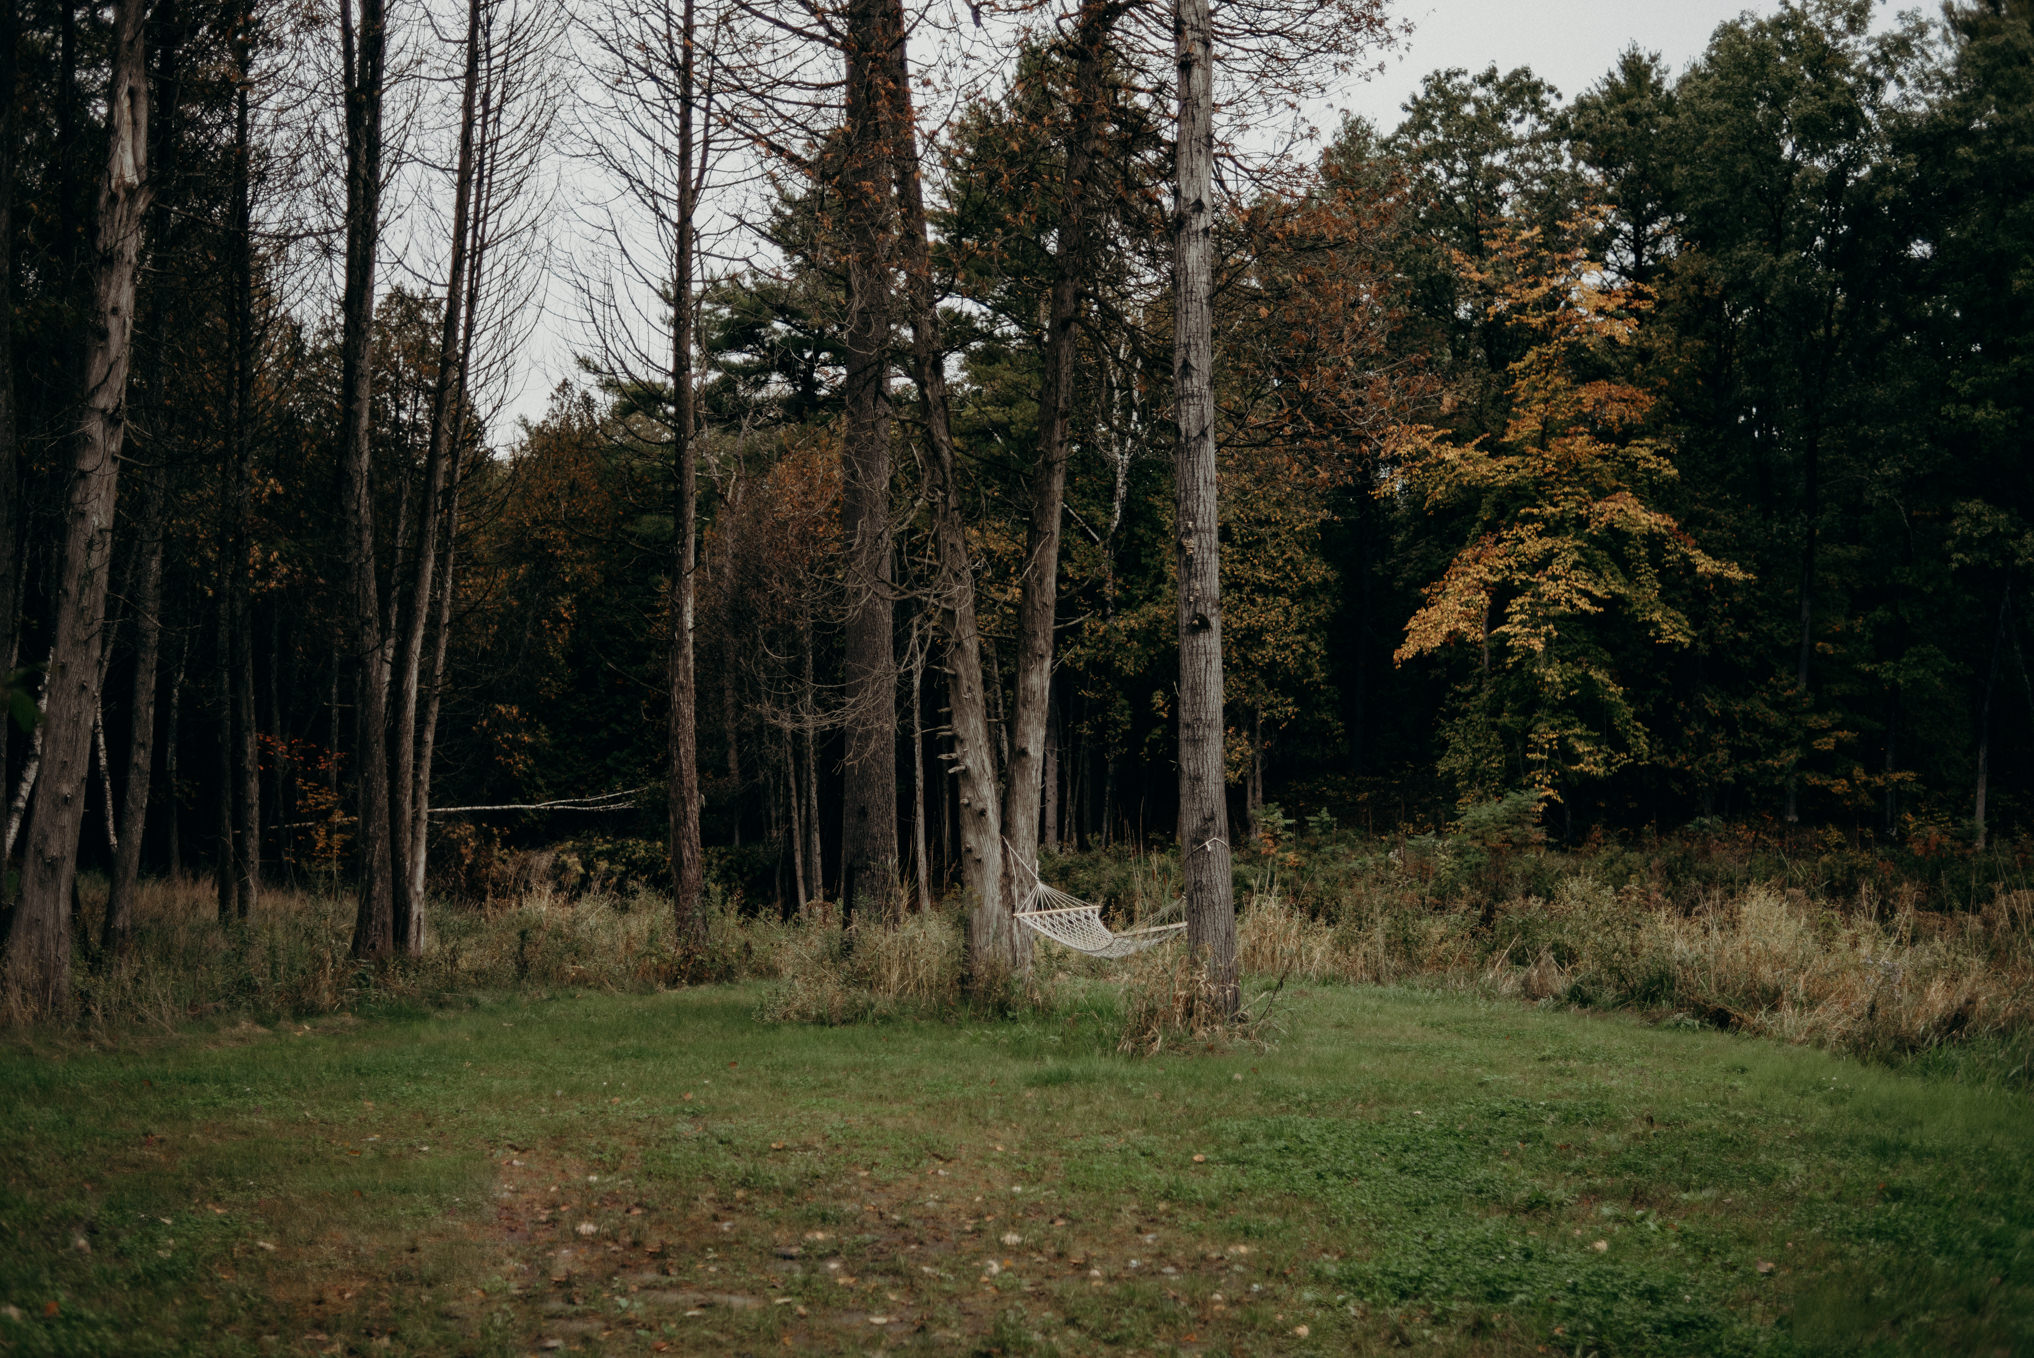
[1,984,2029,1356]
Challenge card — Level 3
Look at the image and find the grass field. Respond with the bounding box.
[2,981,2030,1357]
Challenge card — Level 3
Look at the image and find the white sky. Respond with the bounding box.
[498,0,1909,434]
[1341,0,1911,128]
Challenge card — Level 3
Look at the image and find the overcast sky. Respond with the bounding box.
[500,0,1908,434]
[1337,0,1905,131]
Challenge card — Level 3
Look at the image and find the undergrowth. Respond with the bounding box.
[13,822,2034,1087]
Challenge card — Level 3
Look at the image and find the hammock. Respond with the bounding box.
[1008,841,1187,958]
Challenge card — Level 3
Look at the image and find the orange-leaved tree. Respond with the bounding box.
[1387,218,1744,802]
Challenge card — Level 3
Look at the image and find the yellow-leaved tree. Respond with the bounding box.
[1387,218,1745,801]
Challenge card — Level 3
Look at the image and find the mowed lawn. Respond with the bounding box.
[2,983,2029,1357]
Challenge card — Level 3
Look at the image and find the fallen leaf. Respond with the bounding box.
[43,1301,59,1318]
[1756,1260,1776,1275]
[1192,1154,1206,1163]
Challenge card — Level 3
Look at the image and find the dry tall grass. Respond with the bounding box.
[16,861,2034,1082]
[1236,875,2034,1070]
[13,875,790,1033]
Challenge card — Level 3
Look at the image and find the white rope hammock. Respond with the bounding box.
[1008,841,1187,958]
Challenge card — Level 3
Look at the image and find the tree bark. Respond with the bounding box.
[666,0,706,943]
[408,450,461,910]
[785,728,807,910]
[910,617,932,912]
[7,0,151,1011]
[1171,0,1237,1013]
[1040,696,1060,854]
[999,0,1113,912]
[799,616,822,902]
[103,464,165,953]
[391,0,482,955]
[1975,585,2009,852]
[837,0,899,922]
[884,6,1019,978]
[0,0,18,805]
[340,0,395,961]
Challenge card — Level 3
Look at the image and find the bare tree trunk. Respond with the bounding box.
[785,728,807,910]
[408,453,460,910]
[800,617,822,902]
[1976,585,2010,852]
[665,0,706,944]
[214,625,233,920]
[999,0,1111,913]
[1245,705,1264,840]
[910,618,931,912]
[230,531,259,920]
[340,0,395,960]
[723,666,741,847]
[0,0,18,806]
[1041,695,1060,854]
[1171,0,1237,1013]
[390,0,482,955]
[837,0,899,923]
[7,0,150,1011]
[165,639,183,877]
[93,701,116,853]
[6,650,48,860]
[884,8,1018,979]
[103,465,165,953]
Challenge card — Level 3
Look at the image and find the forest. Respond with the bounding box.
[0,0,2031,1014]
[5,1,2034,1352]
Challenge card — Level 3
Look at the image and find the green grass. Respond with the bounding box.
[2,983,2030,1356]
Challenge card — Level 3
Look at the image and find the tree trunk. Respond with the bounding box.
[1881,683,1900,839]
[93,701,116,853]
[103,464,166,953]
[785,728,807,910]
[1975,585,2009,852]
[999,0,1112,914]
[1787,427,1820,825]
[837,0,899,923]
[1171,0,1237,1013]
[799,618,822,902]
[6,0,150,1012]
[1246,706,1265,841]
[0,0,18,807]
[339,0,395,960]
[214,626,234,919]
[165,639,183,877]
[1041,694,1059,855]
[910,618,932,912]
[408,450,461,910]
[390,0,481,955]
[885,6,1019,979]
[666,0,706,944]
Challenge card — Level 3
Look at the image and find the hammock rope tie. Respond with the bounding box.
[1006,839,1187,958]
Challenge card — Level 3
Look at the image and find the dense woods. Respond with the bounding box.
[2,0,2032,1013]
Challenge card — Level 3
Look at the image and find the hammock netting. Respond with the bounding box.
[1009,845,1186,958]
